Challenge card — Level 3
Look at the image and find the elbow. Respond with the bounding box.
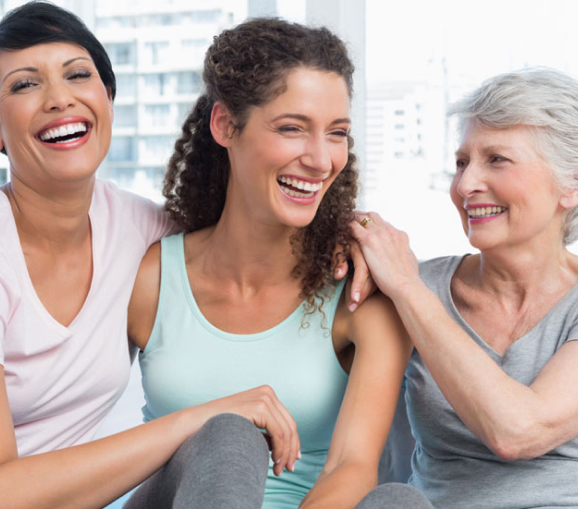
[485,418,545,461]
[489,438,525,462]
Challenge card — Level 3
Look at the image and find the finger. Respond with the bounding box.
[347,241,369,311]
[333,257,349,280]
[258,390,294,476]
[350,219,369,242]
[272,399,300,472]
[357,273,377,307]
[261,403,290,476]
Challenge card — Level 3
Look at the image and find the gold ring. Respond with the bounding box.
[360,217,372,228]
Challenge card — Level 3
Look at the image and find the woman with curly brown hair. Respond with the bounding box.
[126,18,431,509]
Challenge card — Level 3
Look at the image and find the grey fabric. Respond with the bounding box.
[378,387,414,484]
[356,483,433,509]
[123,413,269,509]
[405,255,578,509]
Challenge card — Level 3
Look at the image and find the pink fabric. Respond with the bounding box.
[0,180,174,456]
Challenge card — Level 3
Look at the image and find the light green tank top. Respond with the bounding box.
[139,234,349,508]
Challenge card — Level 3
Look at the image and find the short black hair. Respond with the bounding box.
[0,1,116,99]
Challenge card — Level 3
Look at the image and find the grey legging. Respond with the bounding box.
[357,483,434,508]
[123,413,269,509]
[123,413,432,508]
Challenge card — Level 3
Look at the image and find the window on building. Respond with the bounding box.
[108,137,137,162]
[140,136,174,162]
[144,105,171,128]
[113,105,137,128]
[144,41,170,66]
[116,75,137,98]
[178,103,193,123]
[105,43,136,66]
[176,71,202,95]
[143,74,169,96]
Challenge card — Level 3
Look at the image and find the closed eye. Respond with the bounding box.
[68,70,92,82]
[11,79,36,93]
[277,125,302,134]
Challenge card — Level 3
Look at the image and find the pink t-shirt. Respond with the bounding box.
[0,180,174,456]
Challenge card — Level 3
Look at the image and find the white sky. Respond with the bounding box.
[367,0,578,85]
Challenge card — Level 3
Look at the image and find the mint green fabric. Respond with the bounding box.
[139,234,349,509]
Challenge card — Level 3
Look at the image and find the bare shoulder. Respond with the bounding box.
[128,242,162,350]
[335,290,409,351]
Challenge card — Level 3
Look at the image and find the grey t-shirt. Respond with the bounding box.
[406,255,578,509]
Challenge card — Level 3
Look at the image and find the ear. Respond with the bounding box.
[210,101,234,148]
[106,87,114,124]
[560,188,578,210]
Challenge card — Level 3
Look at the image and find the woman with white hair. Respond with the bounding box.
[352,68,578,508]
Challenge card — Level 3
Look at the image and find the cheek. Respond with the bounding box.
[449,174,463,210]
[332,144,349,174]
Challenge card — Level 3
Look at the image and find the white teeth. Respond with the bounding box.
[467,206,507,218]
[39,122,87,142]
[278,176,323,194]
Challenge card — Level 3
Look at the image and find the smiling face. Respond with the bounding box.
[213,66,351,229]
[0,42,113,191]
[450,122,578,252]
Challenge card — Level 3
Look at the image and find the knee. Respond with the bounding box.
[357,483,433,509]
[197,413,269,462]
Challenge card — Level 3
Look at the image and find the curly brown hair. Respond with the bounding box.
[164,17,359,310]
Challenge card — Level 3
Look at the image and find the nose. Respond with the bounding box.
[300,134,332,174]
[454,160,488,198]
[43,81,75,112]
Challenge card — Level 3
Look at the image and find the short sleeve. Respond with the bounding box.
[566,319,578,344]
[117,187,179,246]
[0,252,19,366]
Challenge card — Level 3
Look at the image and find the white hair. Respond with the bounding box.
[449,68,578,245]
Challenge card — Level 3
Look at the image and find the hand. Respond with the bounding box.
[334,238,377,312]
[207,385,300,476]
[349,212,420,299]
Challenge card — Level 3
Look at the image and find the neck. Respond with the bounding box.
[3,175,94,250]
[200,202,299,291]
[472,238,577,304]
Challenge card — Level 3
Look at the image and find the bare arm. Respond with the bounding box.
[300,292,412,508]
[350,213,578,461]
[0,365,222,509]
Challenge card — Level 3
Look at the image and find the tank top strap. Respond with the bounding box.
[144,233,186,354]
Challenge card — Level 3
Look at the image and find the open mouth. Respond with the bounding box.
[467,206,508,219]
[38,122,89,144]
[277,176,323,199]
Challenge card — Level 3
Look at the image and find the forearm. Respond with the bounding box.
[0,405,213,509]
[393,280,554,459]
[300,461,376,509]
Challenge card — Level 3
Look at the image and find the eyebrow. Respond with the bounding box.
[455,145,513,157]
[271,113,351,125]
[2,57,91,83]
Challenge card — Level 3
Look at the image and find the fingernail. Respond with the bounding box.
[275,458,281,464]
[288,463,295,472]
[353,291,360,303]
[335,267,343,278]
[348,302,358,312]
[297,450,302,460]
